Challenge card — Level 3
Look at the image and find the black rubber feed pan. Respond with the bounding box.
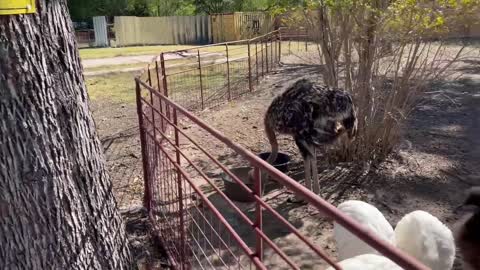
[257,152,290,173]
[222,167,255,203]
[222,153,291,202]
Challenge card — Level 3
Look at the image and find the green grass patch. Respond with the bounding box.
[85,54,252,107]
[86,72,137,103]
[84,63,147,73]
[79,44,250,60]
[80,45,192,60]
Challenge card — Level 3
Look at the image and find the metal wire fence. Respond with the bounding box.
[133,29,429,270]
[134,77,428,270]
[138,30,284,111]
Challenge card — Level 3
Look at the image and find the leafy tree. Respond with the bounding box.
[68,0,100,21]
[194,0,236,14]
[269,0,479,163]
[68,0,129,21]
[127,0,151,16]
[151,0,196,16]
[99,0,130,17]
[175,3,197,15]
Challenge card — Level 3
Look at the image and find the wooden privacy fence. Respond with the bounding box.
[211,12,274,43]
[114,15,211,47]
[113,12,275,47]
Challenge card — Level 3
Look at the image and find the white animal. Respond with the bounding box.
[325,254,403,270]
[334,200,396,261]
[395,210,455,270]
[334,201,455,270]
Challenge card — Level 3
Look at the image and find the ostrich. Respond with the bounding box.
[249,78,358,199]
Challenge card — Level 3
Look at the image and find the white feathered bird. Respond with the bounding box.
[326,254,403,270]
[334,200,396,261]
[395,210,455,270]
[334,201,455,270]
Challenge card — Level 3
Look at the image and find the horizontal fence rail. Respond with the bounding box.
[134,29,429,270]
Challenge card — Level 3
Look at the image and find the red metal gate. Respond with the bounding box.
[134,30,428,270]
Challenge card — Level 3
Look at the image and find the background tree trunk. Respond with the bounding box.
[0,1,132,269]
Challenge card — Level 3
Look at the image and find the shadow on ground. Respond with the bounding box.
[178,59,480,269]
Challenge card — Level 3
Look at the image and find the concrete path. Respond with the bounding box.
[81,51,224,69]
[82,55,158,68]
[83,66,145,76]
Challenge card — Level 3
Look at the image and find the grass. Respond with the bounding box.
[79,43,254,60]
[85,58,249,106]
[80,45,192,60]
[86,72,137,103]
[84,40,304,106]
[84,63,147,73]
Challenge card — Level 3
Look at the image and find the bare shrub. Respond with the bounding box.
[283,0,480,163]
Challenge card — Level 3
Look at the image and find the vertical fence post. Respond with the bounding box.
[265,38,269,73]
[197,49,204,110]
[160,53,169,97]
[148,73,159,214]
[135,79,151,211]
[147,64,152,87]
[155,59,161,91]
[247,41,253,92]
[288,38,291,54]
[155,60,165,132]
[159,53,171,126]
[225,43,232,100]
[149,75,157,156]
[253,167,263,265]
[261,40,264,76]
[174,108,186,269]
[270,36,275,71]
[275,37,279,66]
[305,28,308,52]
[278,31,282,63]
[255,41,259,84]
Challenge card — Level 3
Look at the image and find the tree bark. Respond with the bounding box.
[317,6,338,87]
[0,1,132,269]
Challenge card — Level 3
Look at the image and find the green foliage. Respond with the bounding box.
[236,0,270,11]
[194,0,236,14]
[69,0,132,21]
[385,0,480,38]
[128,0,151,16]
[264,0,480,40]
[149,0,196,16]
[69,0,195,20]
[265,0,312,16]
[386,0,447,37]
[175,3,197,15]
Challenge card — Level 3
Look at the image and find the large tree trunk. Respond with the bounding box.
[0,1,132,269]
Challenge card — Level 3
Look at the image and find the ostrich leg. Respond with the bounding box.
[288,137,316,203]
[304,155,312,191]
[311,148,320,194]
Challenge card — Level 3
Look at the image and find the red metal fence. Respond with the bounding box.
[134,30,428,269]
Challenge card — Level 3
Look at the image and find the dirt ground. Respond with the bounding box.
[91,52,480,269]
